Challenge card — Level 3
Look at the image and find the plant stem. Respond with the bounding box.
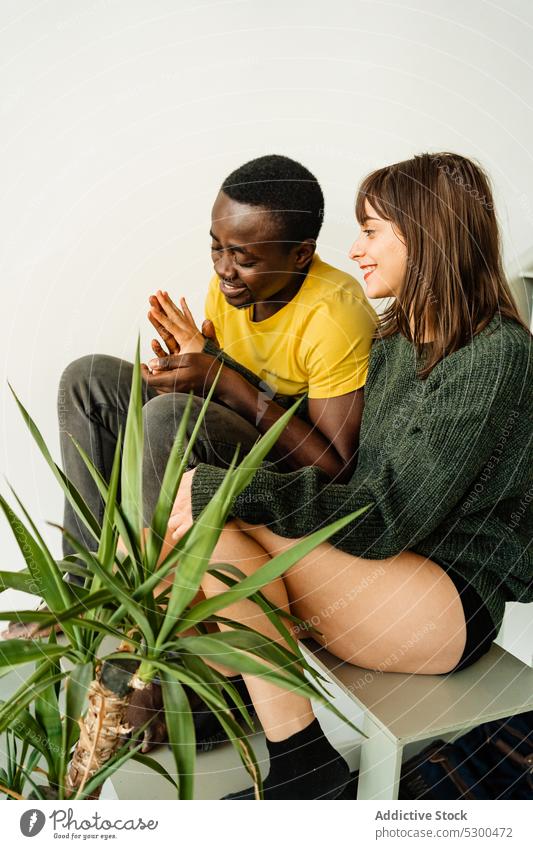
[66,672,133,799]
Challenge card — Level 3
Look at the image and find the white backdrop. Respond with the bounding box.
[1,1,532,649]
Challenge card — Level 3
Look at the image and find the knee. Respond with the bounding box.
[58,355,94,415]
[142,391,193,428]
[142,392,201,442]
[59,354,94,392]
[142,393,199,468]
[58,354,118,406]
[57,354,133,413]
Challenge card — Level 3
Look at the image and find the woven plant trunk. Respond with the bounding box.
[66,657,140,799]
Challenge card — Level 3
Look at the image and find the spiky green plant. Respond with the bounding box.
[0,645,162,800]
[0,339,369,799]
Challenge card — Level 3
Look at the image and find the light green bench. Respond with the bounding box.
[303,641,533,800]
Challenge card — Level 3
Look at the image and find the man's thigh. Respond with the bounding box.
[142,393,268,523]
[142,392,262,468]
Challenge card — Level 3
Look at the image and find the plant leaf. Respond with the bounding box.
[130,753,178,791]
[34,651,63,785]
[0,493,77,647]
[64,662,93,756]
[180,652,255,731]
[65,434,142,570]
[158,398,306,639]
[0,569,38,596]
[180,637,313,696]
[54,526,155,647]
[0,640,66,671]
[121,336,144,547]
[144,366,223,570]
[174,656,263,797]
[1,704,50,763]
[7,382,101,543]
[0,588,116,629]
[0,669,68,734]
[93,428,123,592]
[156,448,241,646]
[160,673,195,800]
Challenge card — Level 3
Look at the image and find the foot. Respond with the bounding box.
[1,606,63,640]
[123,678,256,754]
[223,754,351,800]
[123,683,168,754]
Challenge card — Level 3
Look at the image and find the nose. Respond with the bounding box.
[348,236,364,262]
[214,250,238,280]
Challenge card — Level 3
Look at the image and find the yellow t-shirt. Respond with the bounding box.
[204,253,378,399]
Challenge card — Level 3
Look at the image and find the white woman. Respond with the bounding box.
[162,152,533,799]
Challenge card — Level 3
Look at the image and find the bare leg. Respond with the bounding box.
[236,521,468,675]
[201,520,316,742]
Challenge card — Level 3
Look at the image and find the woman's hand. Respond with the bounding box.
[141,352,223,396]
[167,469,195,541]
[148,291,204,356]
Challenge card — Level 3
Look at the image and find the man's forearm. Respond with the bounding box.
[202,336,310,419]
[215,368,349,479]
[202,337,264,391]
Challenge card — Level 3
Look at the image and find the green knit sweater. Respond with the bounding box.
[192,315,533,633]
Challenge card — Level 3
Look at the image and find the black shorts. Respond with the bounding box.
[442,567,498,674]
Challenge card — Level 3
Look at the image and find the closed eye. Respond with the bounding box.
[211,242,256,267]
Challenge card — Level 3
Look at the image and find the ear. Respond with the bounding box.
[292,239,316,270]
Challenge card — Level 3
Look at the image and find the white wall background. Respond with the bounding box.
[1,0,531,655]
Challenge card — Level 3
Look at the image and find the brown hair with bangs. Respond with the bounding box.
[355,151,528,378]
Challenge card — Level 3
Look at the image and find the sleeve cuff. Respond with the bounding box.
[191,464,229,520]
[202,338,222,357]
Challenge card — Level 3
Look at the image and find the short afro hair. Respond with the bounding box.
[220,154,324,245]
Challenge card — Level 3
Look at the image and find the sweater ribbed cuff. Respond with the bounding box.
[191,464,231,521]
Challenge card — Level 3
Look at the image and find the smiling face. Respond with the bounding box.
[348,200,408,299]
[210,191,314,310]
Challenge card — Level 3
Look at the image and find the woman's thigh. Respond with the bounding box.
[236,521,467,675]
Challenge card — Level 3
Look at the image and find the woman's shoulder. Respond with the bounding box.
[366,316,532,399]
[427,316,532,412]
[450,315,531,375]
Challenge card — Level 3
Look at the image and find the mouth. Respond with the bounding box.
[219,278,249,299]
[360,265,377,282]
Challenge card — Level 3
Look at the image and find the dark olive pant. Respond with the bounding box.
[57,354,274,561]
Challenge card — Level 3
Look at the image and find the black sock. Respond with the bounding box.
[261,718,349,799]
